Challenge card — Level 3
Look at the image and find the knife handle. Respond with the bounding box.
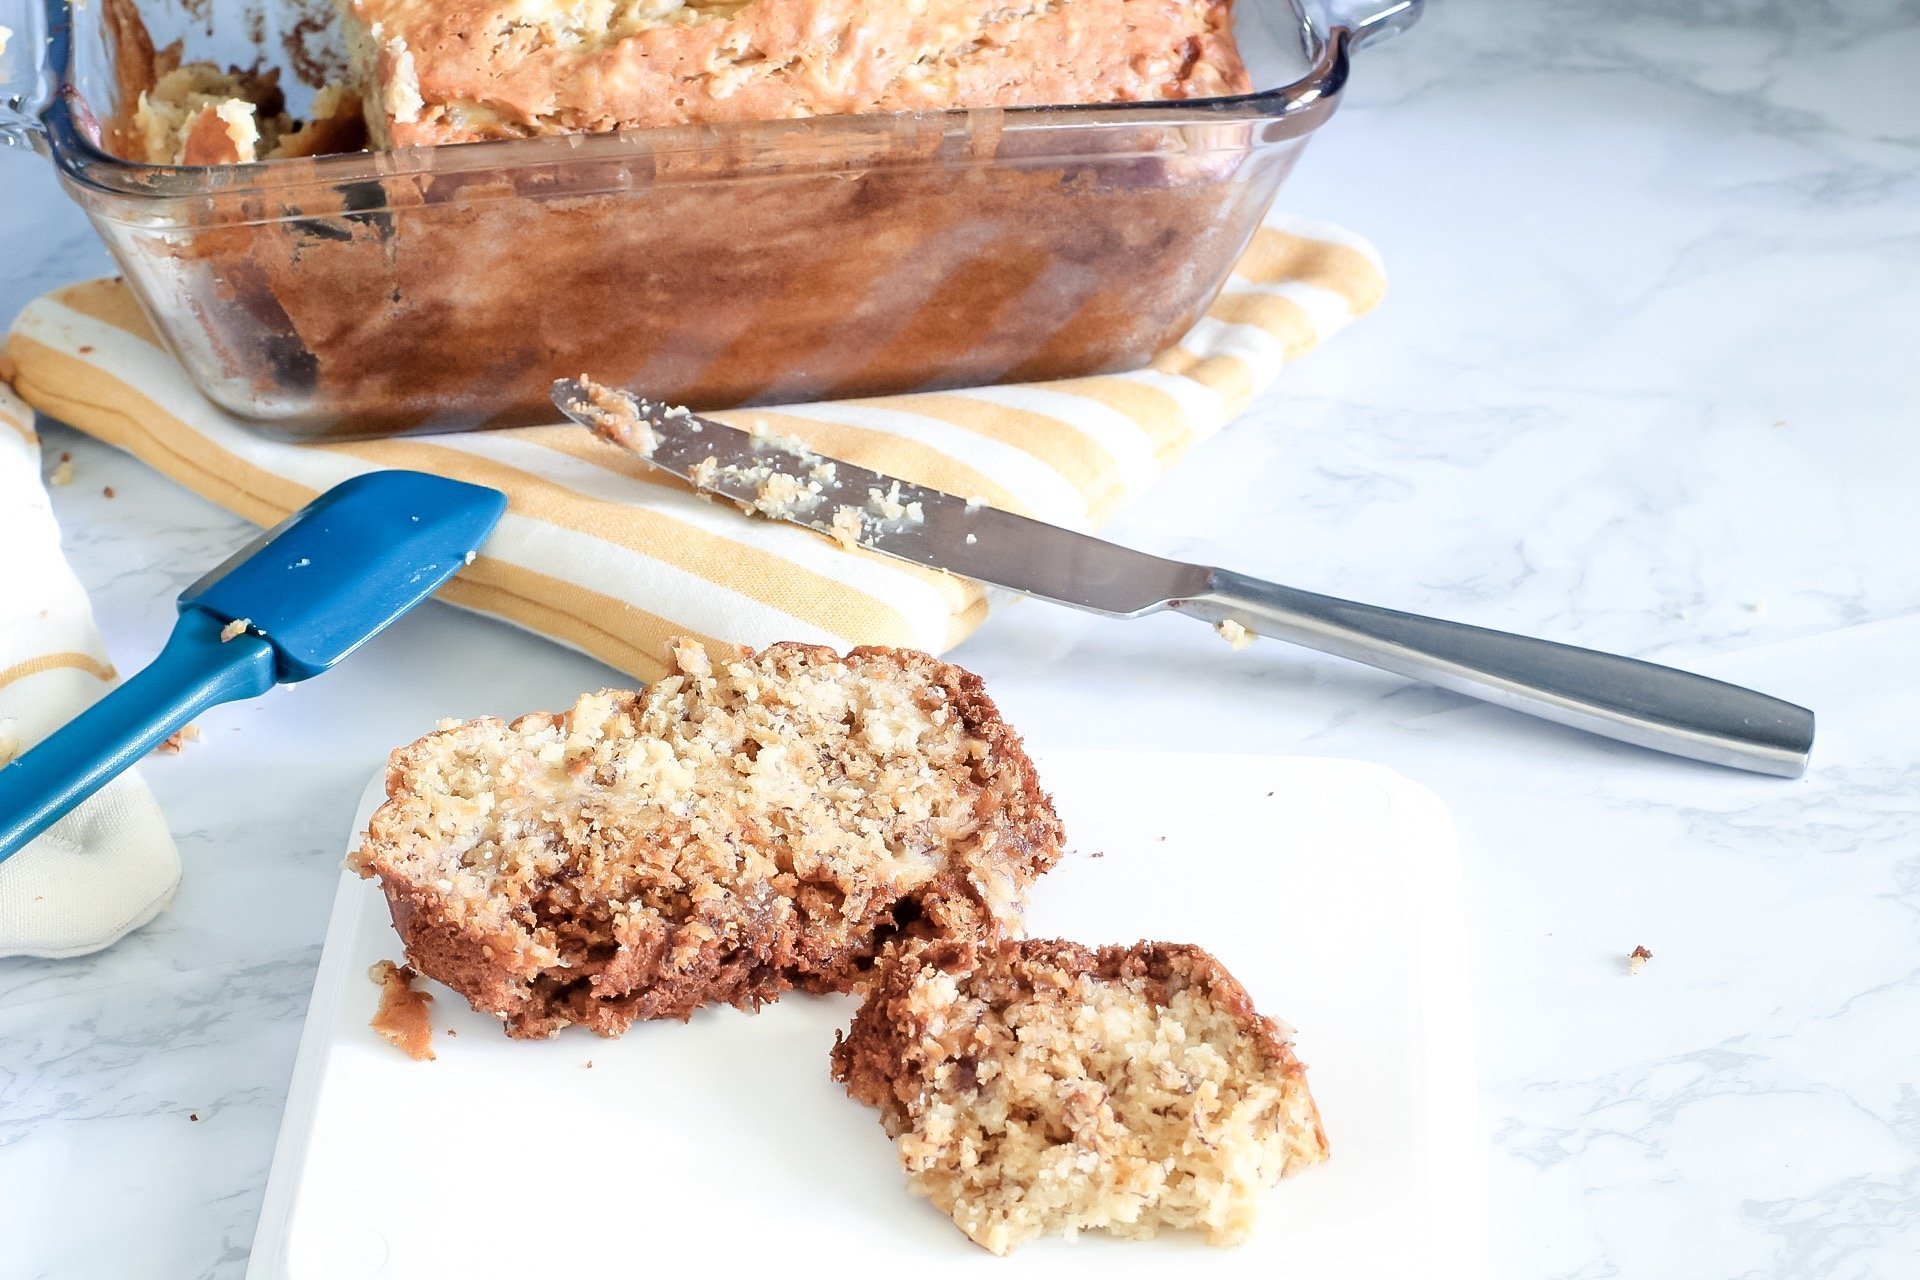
[0,609,277,864]
[1176,568,1814,777]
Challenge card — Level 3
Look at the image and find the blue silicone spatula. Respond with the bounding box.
[0,470,507,865]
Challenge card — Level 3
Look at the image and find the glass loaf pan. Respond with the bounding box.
[9,0,1421,438]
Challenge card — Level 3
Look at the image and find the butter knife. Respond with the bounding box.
[554,379,1813,777]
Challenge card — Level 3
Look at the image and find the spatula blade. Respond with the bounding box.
[181,471,507,681]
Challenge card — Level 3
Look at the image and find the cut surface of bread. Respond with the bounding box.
[351,641,1063,1038]
[831,939,1328,1254]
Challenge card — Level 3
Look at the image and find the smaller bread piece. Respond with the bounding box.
[831,939,1328,1254]
[352,641,1062,1038]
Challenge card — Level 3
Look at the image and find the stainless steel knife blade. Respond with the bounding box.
[552,378,1816,777]
[552,377,1211,615]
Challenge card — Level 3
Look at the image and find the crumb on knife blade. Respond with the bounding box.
[868,489,923,525]
[569,376,659,457]
[830,505,866,551]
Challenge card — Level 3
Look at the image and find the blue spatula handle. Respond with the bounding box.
[0,608,276,864]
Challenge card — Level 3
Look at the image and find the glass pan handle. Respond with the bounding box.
[1326,0,1423,50]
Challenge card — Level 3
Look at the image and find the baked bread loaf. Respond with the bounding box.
[351,641,1063,1038]
[831,939,1328,1254]
[340,0,1252,147]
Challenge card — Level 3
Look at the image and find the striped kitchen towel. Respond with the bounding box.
[2,214,1384,682]
[0,382,181,958]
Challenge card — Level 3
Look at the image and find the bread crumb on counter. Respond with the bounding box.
[369,959,437,1060]
[1628,945,1652,976]
[49,453,74,487]
[0,719,20,767]
[155,724,201,755]
[1216,618,1255,650]
[218,617,250,643]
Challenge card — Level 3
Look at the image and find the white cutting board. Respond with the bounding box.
[249,752,1479,1278]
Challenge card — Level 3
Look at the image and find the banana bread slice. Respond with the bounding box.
[831,939,1328,1254]
[351,641,1062,1038]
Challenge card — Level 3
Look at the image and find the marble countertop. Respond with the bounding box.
[3,1,1916,1275]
